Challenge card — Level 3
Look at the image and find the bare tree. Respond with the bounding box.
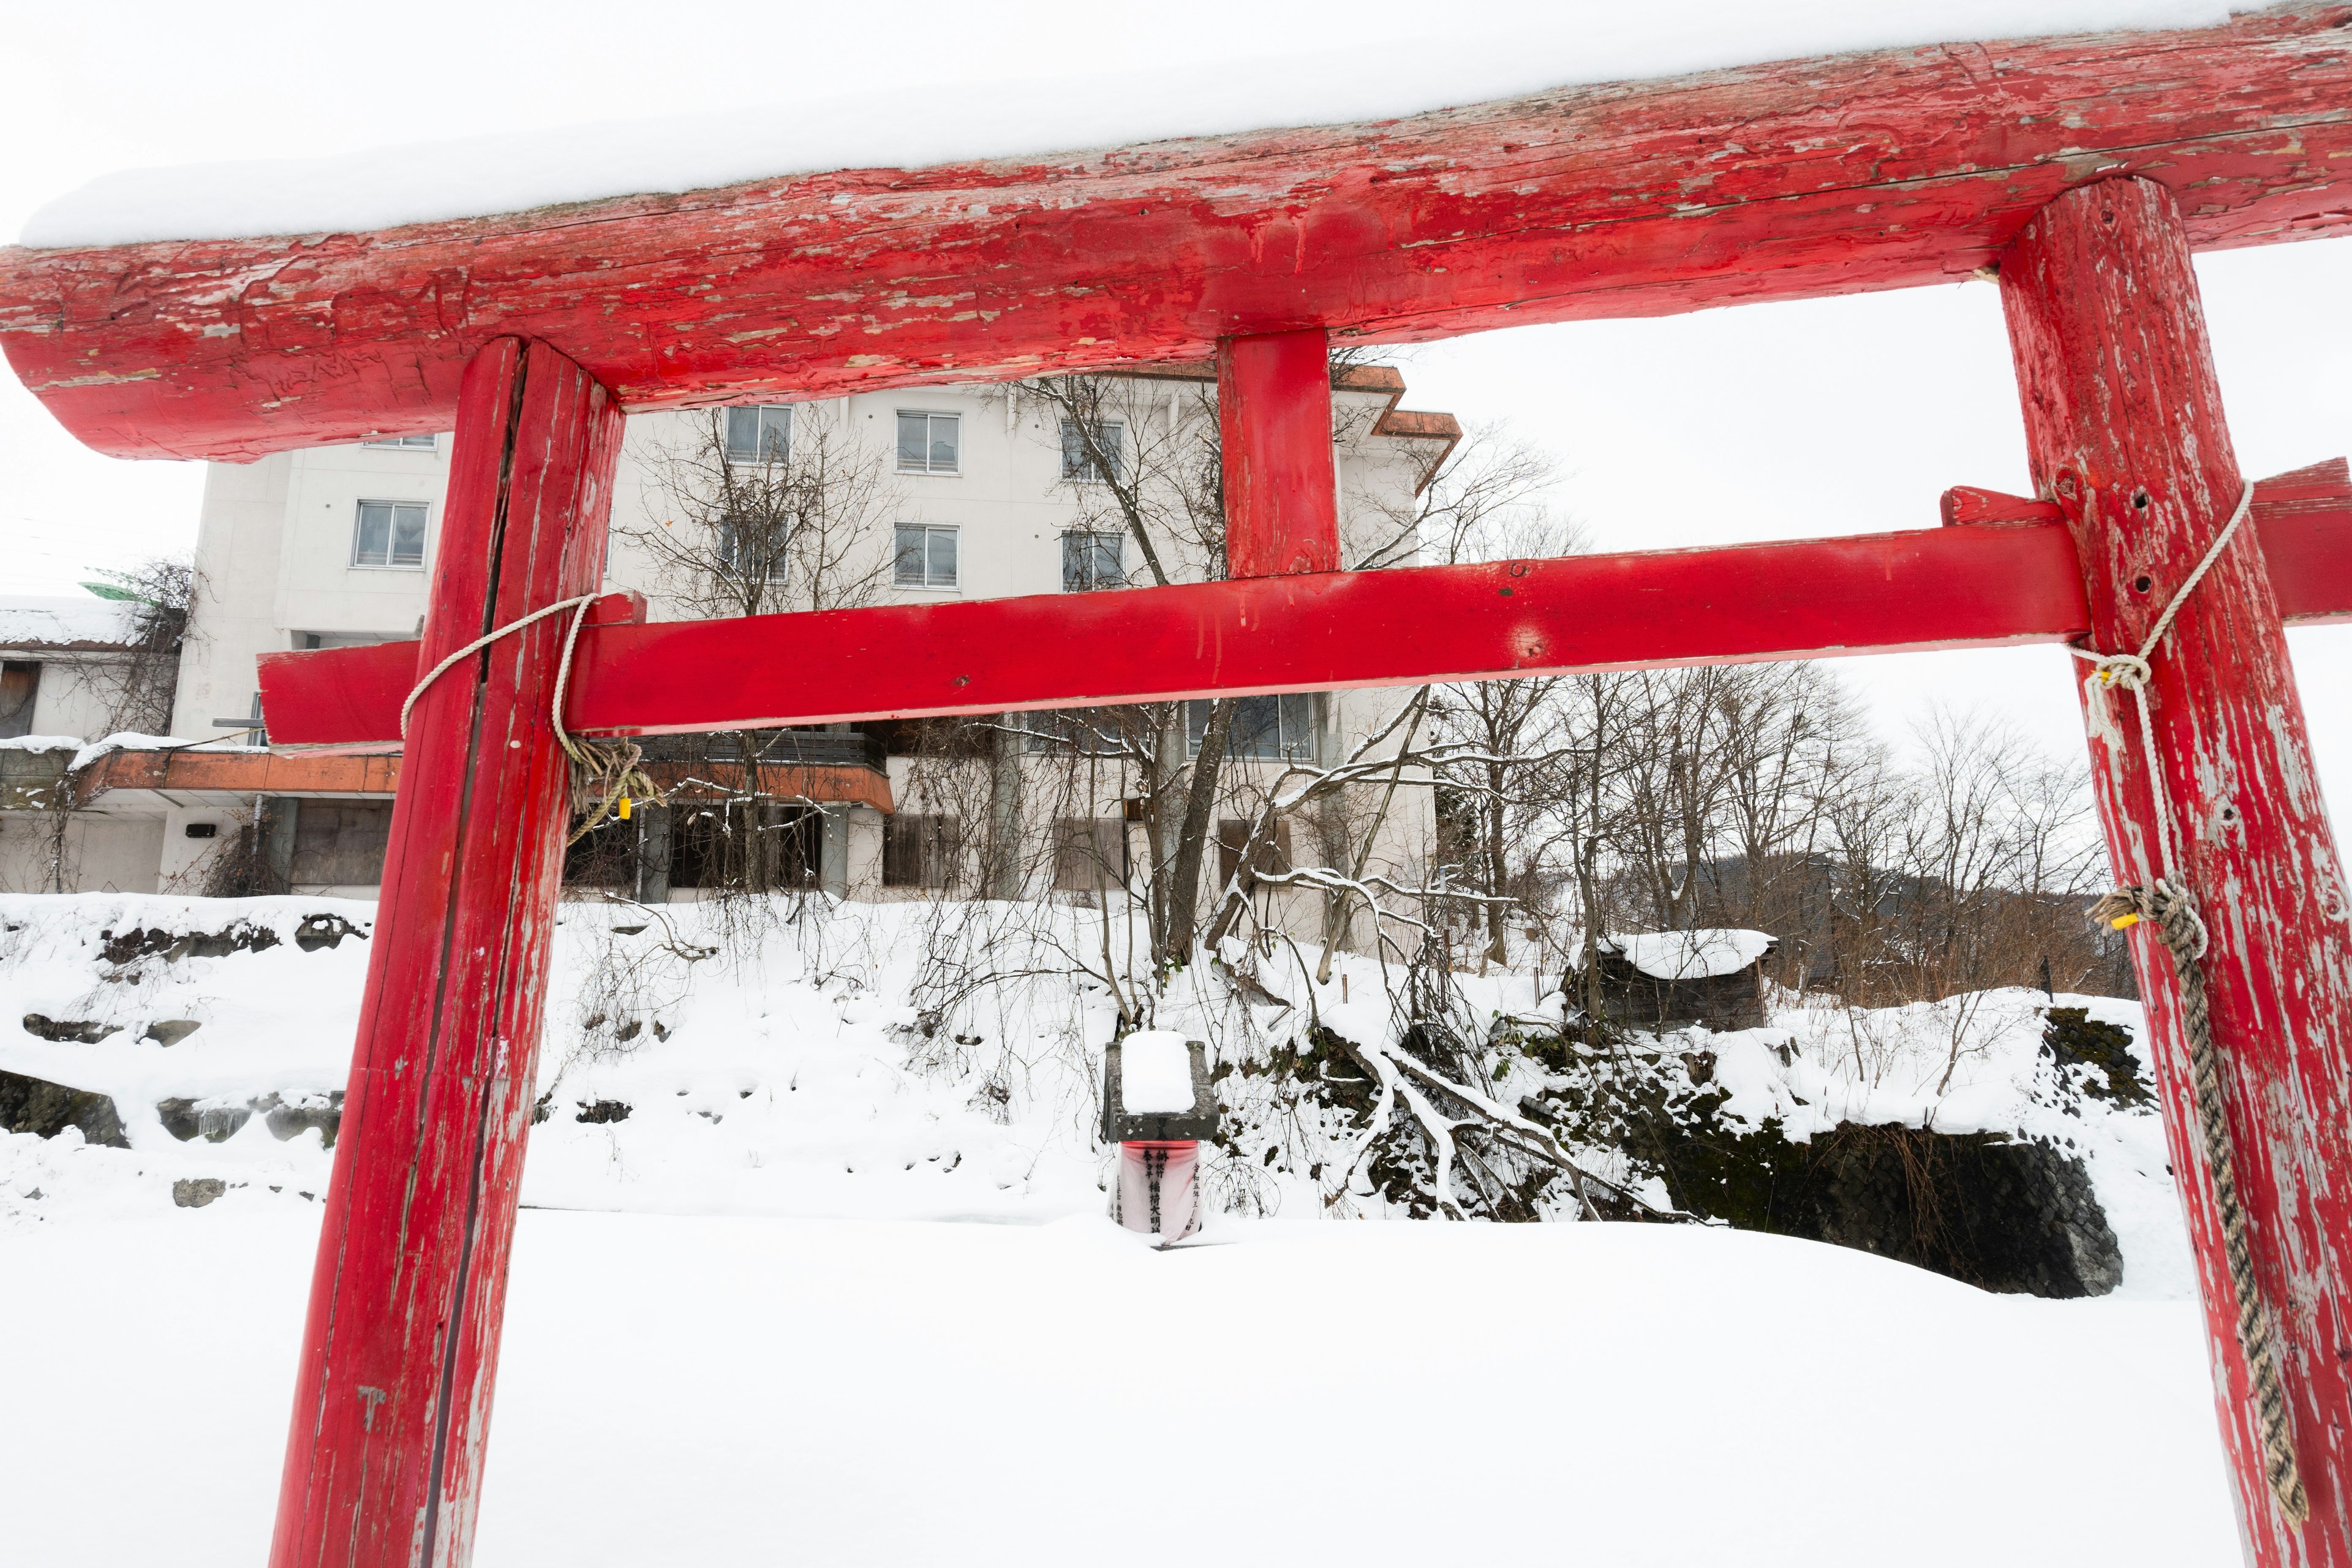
[1014,372,1237,971]
[18,557,193,893]
[627,402,895,619]
[601,405,899,924]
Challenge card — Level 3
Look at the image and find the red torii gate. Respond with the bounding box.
[4,6,2352,1565]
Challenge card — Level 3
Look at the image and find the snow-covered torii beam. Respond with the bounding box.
[0,3,2348,461]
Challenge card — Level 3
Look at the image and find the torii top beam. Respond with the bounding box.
[2,4,2348,463]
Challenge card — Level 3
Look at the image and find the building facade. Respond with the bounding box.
[3,365,1458,928]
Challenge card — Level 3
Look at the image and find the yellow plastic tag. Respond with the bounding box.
[617,796,632,821]
[2109,912,2139,930]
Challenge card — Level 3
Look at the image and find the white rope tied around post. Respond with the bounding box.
[2070,477,2254,887]
[399,595,661,846]
[2073,477,2307,1526]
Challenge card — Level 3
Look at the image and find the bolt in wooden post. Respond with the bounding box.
[2002,177,2352,1567]
[268,337,622,1568]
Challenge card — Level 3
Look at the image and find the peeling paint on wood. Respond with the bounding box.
[268,338,621,1568]
[1,4,2350,461]
[2003,178,2352,1568]
[1218,330,1340,577]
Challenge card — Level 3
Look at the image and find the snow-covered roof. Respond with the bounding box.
[0,596,140,652]
[1600,930,1775,981]
[20,2,2228,249]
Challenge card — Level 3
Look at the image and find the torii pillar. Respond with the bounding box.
[268,337,622,1568]
[2003,178,2352,1564]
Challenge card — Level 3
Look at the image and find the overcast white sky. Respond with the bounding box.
[2,0,2345,796]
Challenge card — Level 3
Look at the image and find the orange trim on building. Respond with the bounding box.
[80,747,402,800]
[76,747,893,814]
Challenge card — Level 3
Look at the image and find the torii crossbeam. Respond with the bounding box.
[6,7,2352,1566]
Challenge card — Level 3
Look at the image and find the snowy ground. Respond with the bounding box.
[4,1210,2238,1566]
[0,892,2241,1564]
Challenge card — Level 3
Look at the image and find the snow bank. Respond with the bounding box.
[21,1,2236,247]
[1602,927,1773,979]
[0,1212,2239,1566]
[0,892,2188,1293]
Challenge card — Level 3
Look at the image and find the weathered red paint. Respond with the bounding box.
[1939,485,2066,527]
[269,337,622,1568]
[2,4,2350,462]
[2003,178,2352,1566]
[1218,330,1340,576]
[258,466,2352,748]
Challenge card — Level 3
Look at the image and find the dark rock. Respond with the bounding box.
[157,1091,341,1147]
[21,1013,121,1044]
[172,1177,227,1208]
[1525,1036,2128,1298]
[96,913,368,968]
[2043,1007,2153,1107]
[101,922,280,965]
[1648,1114,2123,1297]
[294,914,364,952]
[261,1092,342,1147]
[142,1019,202,1048]
[156,1097,250,1143]
[0,1069,129,1147]
[575,1099,631,1125]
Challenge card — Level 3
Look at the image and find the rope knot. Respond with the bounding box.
[2088,651,2152,692]
[2097,880,2209,960]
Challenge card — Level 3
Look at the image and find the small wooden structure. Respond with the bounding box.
[1593,930,1776,1032]
[5,9,2352,1566]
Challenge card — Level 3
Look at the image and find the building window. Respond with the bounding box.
[1061,530,1124,592]
[0,661,38,740]
[353,501,428,568]
[725,405,791,463]
[1188,693,1321,760]
[893,525,960,589]
[211,692,267,748]
[1217,816,1295,891]
[362,434,438,450]
[1053,817,1128,892]
[895,412,960,475]
[883,813,961,889]
[1060,419,1123,484]
[717,518,788,579]
[297,631,405,651]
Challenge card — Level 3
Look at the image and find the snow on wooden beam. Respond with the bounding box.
[258,462,2352,747]
[4,5,2350,462]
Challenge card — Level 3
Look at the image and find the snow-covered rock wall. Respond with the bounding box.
[0,892,2190,1298]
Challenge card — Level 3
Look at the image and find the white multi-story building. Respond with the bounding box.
[4,364,1458,919]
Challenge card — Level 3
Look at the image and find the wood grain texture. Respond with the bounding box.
[2003,179,2352,1568]
[257,469,2352,747]
[3,4,2350,461]
[1940,484,2067,526]
[1218,330,1340,576]
[268,337,622,1568]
